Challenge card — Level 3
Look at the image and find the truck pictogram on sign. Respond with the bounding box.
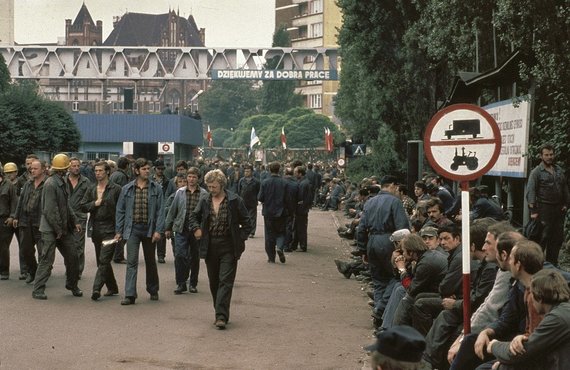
[444,119,480,139]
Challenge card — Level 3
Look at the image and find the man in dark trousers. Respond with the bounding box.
[293,165,312,252]
[33,153,83,300]
[115,158,165,305]
[357,175,410,319]
[237,164,260,238]
[81,161,122,300]
[109,156,130,264]
[13,159,47,284]
[189,169,252,330]
[282,166,298,252]
[0,167,17,280]
[526,142,570,266]
[165,167,208,294]
[258,162,289,263]
[67,157,91,279]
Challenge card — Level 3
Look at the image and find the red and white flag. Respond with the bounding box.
[281,127,287,149]
[324,127,333,152]
[206,125,213,147]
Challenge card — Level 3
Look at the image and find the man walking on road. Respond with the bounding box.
[0,167,17,280]
[258,162,288,263]
[165,167,207,295]
[189,169,252,329]
[115,158,165,305]
[237,164,260,238]
[81,161,122,300]
[293,165,312,252]
[33,153,83,299]
[357,175,410,319]
[526,143,570,265]
[67,157,91,279]
[13,159,47,284]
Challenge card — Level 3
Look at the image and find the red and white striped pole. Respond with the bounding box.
[460,181,471,334]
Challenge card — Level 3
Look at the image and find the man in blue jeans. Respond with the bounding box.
[165,167,207,294]
[115,158,165,305]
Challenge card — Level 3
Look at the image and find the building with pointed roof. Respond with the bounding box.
[65,2,103,46]
[0,0,15,45]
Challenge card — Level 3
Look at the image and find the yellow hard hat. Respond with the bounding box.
[3,162,17,173]
[51,153,71,170]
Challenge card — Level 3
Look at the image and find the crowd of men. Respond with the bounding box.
[0,152,344,330]
[336,143,570,369]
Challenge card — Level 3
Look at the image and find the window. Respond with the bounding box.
[310,23,323,38]
[310,0,323,14]
[72,101,79,111]
[149,102,155,112]
[309,94,322,108]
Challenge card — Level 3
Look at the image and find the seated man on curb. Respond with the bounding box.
[487,269,570,370]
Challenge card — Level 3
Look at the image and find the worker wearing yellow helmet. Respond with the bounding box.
[33,153,83,299]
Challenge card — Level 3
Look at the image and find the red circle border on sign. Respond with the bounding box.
[162,144,170,152]
[424,103,501,182]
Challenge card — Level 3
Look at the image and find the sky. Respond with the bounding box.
[14,0,275,47]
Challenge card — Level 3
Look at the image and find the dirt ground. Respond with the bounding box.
[0,209,373,369]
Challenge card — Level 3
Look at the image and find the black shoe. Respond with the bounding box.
[114,259,127,264]
[334,259,352,279]
[367,291,374,299]
[19,273,28,280]
[104,290,118,297]
[32,291,47,300]
[249,234,254,238]
[299,247,307,252]
[215,319,227,330]
[189,286,198,293]
[174,284,187,295]
[0,275,9,280]
[71,288,83,297]
[91,291,101,301]
[158,257,166,264]
[351,249,366,257]
[349,241,357,246]
[267,259,275,263]
[276,249,286,263]
[283,248,292,253]
[121,297,135,305]
[25,274,35,284]
[150,293,159,301]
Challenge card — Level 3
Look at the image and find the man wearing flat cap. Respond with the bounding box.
[357,175,410,322]
[367,325,426,370]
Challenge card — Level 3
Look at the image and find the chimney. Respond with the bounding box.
[199,28,205,45]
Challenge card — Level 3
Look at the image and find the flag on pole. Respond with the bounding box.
[250,127,260,150]
[206,125,213,147]
[327,128,334,152]
[281,127,287,149]
[324,127,333,152]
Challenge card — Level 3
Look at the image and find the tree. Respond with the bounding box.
[259,25,304,114]
[199,80,260,130]
[0,81,80,164]
[0,53,9,94]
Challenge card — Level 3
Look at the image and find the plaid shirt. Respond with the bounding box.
[208,196,230,237]
[184,187,202,231]
[133,184,149,224]
[401,195,416,216]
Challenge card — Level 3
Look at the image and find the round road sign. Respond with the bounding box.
[162,143,170,152]
[337,158,346,167]
[424,104,501,182]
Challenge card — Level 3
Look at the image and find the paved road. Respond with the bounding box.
[0,209,372,369]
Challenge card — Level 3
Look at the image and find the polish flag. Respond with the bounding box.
[281,127,287,149]
[325,127,333,152]
[206,125,213,147]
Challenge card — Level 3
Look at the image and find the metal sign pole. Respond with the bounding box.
[461,180,471,335]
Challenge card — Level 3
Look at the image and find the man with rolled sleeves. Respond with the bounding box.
[33,153,83,299]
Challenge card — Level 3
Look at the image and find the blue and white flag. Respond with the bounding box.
[250,127,260,150]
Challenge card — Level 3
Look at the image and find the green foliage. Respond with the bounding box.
[336,0,570,176]
[0,53,10,93]
[0,82,80,164]
[226,109,341,149]
[199,80,260,130]
[259,25,304,114]
[211,128,233,147]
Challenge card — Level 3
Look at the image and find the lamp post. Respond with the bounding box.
[189,89,204,116]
